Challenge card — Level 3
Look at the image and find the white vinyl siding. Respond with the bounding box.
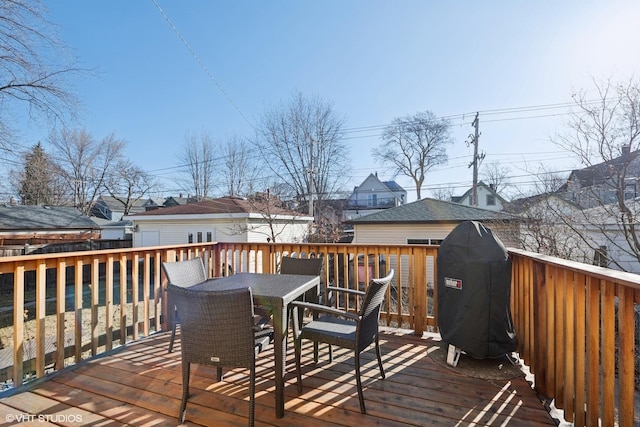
[353,223,455,244]
[132,216,310,248]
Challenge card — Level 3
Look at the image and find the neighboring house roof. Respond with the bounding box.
[345,197,516,224]
[143,198,166,207]
[91,217,132,227]
[559,148,640,191]
[504,192,582,214]
[163,196,195,207]
[127,197,309,219]
[382,180,404,193]
[92,195,148,219]
[451,181,507,204]
[351,173,406,196]
[0,205,98,230]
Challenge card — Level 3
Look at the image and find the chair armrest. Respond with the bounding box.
[290,301,360,321]
[326,286,365,297]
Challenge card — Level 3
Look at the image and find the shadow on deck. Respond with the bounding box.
[0,328,557,426]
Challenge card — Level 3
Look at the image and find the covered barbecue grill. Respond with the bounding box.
[437,221,516,362]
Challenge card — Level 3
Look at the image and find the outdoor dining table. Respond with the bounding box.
[189,272,320,419]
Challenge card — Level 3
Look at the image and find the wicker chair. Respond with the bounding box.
[281,256,324,354]
[281,256,324,276]
[168,284,273,426]
[291,269,395,414]
[162,258,207,353]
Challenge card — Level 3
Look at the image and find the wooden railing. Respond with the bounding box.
[510,248,640,427]
[0,242,637,426]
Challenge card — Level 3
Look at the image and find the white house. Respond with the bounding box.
[343,173,407,222]
[572,199,640,274]
[451,181,506,211]
[126,196,313,248]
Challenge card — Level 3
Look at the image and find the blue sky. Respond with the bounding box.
[12,1,640,201]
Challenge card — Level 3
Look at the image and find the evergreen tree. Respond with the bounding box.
[19,143,55,205]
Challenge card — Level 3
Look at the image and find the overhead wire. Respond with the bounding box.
[146,0,601,198]
[150,0,255,131]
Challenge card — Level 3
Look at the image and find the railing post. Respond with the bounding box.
[13,262,25,387]
[263,244,274,274]
[35,259,46,378]
[162,250,176,332]
[413,248,426,336]
[533,260,549,398]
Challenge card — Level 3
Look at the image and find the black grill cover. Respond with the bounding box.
[437,221,516,359]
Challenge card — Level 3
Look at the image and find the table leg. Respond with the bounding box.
[272,305,287,418]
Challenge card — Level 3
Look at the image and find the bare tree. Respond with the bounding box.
[431,185,455,201]
[481,160,511,195]
[0,0,79,150]
[104,159,157,216]
[179,130,217,199]
[373,111,452,200]
[48,128,125,214]
[220,136,256,197]
[524,78,640,271]
[255,91,350,214]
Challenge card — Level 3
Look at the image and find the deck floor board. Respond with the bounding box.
[0,328,556,426]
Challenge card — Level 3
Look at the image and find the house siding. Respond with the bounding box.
[132,217,309,248]
[353,223,454,244]
[133,219,241,247]
[456,185,504,211]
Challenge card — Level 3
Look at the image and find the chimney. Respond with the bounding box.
[622,144,631,156]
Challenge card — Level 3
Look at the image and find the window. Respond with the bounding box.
[486,194,496,206]
[197,232,203,243]
[407,238,429,244]
[188,233,193,243]
[407,238,442,246]
[206,231,213,242]
[367,194,377,207]
[624,183,636,200]
[593,245,608,267]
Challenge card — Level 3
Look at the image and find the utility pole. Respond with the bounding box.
[308,136,315,217]
[468,113,484,206]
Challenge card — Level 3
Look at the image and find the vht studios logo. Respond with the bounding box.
[444,277,462,290]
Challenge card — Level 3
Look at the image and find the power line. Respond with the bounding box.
[151,0,255,131]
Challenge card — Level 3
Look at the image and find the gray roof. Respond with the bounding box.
[382,180,405,193]
[346,197,517,224]
[0,205,98,230]
[91,217,132,227]
[96,195,148,211]
[560,149,640,190]
[504,192,582,214]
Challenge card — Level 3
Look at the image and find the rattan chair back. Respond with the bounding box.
[162,258,207,288]
[168,284,270,426]
[280,256,323,276]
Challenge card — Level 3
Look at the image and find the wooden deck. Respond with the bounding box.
[0,328,557,426]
